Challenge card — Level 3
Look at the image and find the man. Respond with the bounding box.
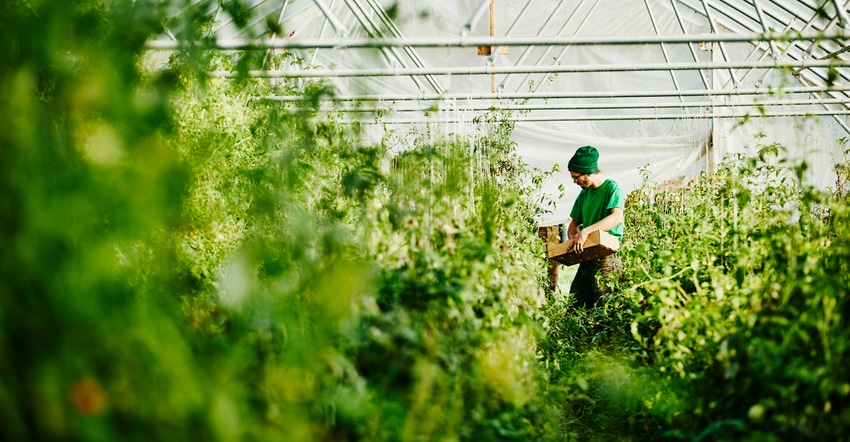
[565,145,625,309]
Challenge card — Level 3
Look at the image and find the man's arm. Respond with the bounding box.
[570,207,624,252]
[567,219,581,240]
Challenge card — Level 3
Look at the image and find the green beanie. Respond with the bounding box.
[568,145,599,174]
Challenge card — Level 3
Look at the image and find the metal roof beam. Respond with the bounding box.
[313,0,348,36]
[338,109,850,123]
[769,1,850,86]
[311,98,850,111]
[795,7,850,84]
[275,0,293,32]
[529,0,600,94]
[260,0,293,69]
[813,89,850,132]
[485,0,536,63]
[670,0,710,89]
[645,0,683,101]
[342,0,429,93]
[363,0,445,94]
[264,85,850,101]
[802,2,844,57]
[729,20,796,88]
[833,0,850,27]
[463,0,494,36]
[797,0,850,88]
[712,0,761,32]
[753,0,781,58]
[700,0,740,86]
[144,30,850,50]
[499,0,572,92]
[307,0,336,67]
[213,58,850,77]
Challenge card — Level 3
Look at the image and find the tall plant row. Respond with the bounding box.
[1,2,561,440]
[167,75,559,440]
[541,137,850,440]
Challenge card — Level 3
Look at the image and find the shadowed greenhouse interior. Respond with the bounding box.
[2,1,850,440]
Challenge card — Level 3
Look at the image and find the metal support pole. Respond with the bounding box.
[313,0,349,36]
[833,0,850,28]
[710,42,719,174]
[813,91,850,133]
[211,58,850,78]
[264,85,850,102]
[490,0,496,95]
[343,0,429,93]
[531,0,600,94]
[752,0,780,58]
[670,0,710,89]
[144,30,850,50]
[700,0,740,87]
[312,98,850,112]
[463,0,494,36]
[309,0,336,67]
[332,109,850,124]
[504,0,572,92]
[365,0,445,94]
[645,0,682,101]
[796,1,849,76]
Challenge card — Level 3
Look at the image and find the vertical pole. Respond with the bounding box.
[709,41,719,174]
[490,0,497,105]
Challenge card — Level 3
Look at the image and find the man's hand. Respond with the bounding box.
[570,229,591,253]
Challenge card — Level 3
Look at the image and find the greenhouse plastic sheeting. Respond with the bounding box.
[154,0,850,226]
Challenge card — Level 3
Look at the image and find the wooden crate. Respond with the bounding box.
[547,230,620,266]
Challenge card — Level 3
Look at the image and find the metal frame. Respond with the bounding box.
[264,85,850,101]
[145,31,850,50]
[295,99,850,114]
[337,110,850,124]
[148,0,850,124]
[208,58,850,78]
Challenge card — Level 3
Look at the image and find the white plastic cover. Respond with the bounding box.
[154,0,850,226]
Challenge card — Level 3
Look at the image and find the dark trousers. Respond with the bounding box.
[570,253,623,309]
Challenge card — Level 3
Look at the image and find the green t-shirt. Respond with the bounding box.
[569,179,625,240]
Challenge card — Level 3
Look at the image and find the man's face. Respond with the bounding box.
[570,172,591,189]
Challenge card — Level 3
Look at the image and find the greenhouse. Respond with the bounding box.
[148,0,850,225]
[2,0,850,440]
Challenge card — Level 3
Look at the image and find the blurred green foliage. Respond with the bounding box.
[1,1,558,440]
[6,2,850,441]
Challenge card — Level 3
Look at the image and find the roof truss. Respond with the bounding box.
[147,0,850,123]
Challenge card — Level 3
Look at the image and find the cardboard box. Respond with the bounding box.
[547,230,620,266]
